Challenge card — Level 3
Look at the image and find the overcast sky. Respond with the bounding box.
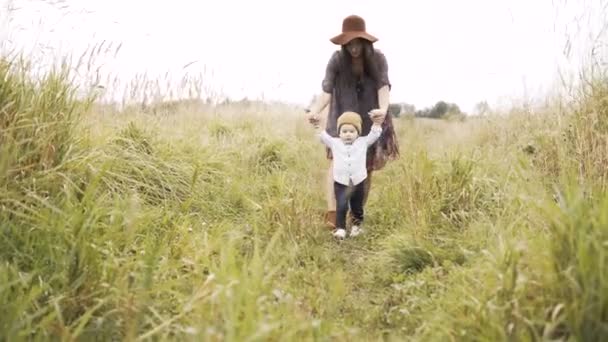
[1,0,606,112]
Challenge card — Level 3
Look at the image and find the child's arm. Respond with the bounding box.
[313,121,334,148]
[363,123,383,146]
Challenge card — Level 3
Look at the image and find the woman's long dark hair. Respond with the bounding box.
[339,39,381,86]
[333,39,382,115]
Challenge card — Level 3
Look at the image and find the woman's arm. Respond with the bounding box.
[370,51,391,123]
[308,51,339,125]
[378,85,390,114]
[369,85,390,124]
[307,91,331,125]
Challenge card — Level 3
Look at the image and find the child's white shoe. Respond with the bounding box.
[350,225,363,237]
[333,228,347,239]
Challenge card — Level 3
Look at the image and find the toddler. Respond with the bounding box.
[313,111,382,239]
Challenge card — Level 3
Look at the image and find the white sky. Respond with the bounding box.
[1,0,606,112]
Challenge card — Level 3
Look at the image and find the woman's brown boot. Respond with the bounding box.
[324,210,336,229]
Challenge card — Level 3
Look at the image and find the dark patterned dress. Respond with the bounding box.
[321,49,399,171]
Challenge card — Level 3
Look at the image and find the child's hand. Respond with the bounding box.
[368,109,386,124]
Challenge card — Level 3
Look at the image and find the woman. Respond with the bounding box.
[307,14,400,228]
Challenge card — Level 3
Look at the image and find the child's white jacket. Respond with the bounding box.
[319,125,382,186]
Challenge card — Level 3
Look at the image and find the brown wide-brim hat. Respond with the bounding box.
[330,15,378,45]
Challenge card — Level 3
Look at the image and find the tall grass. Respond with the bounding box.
[1,37,608,342]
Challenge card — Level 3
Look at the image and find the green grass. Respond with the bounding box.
[1,53,607,341]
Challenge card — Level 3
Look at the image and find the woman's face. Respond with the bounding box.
[345,38,364,58]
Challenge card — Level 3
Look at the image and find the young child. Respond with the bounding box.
[313,111,382,239]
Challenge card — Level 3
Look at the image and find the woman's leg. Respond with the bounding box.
[363,146,376,206]
[324,161,337,228]
[363,170,373,206]
[326,161,336,211]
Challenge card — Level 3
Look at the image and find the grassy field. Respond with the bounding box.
[1,54,607,341]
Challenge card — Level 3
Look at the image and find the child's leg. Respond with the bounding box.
[334,182,349,229]
[324,160,337,229]
[350,180,367,226]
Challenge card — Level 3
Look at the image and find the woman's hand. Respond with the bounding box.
[368,108,387,124]
[307,112,321,126]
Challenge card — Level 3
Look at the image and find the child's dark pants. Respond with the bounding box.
[334,180,366,229]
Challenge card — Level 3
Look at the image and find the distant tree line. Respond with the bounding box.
[309,94,493,119]
[388,101,463,119]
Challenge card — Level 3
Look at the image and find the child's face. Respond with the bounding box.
[339,124,359,144]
